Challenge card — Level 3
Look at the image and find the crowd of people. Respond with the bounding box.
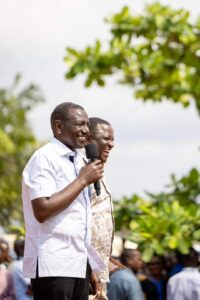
[1,101,200,300]
[108,247,200,300]
[0,237,32,299]
[1,236,200,300]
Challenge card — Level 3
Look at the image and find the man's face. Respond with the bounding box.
[129,250,143,273]
[148,256,164,276]
[56,108,90,150]
[89,123,114,163]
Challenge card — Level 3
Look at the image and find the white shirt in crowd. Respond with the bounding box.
[22,137,104,279]
[167,267,200,300]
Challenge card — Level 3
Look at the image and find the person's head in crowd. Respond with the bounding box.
[0,238,12,265]
[164,252,177,271]
[180,247,199,268]
[88,117,114,163]
[120,249,143,274]
[164,251,183,277]
[14,238,25,260]
[50,102,89,150]
[147,255,166,279]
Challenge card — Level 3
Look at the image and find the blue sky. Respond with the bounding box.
[1,0,200,199]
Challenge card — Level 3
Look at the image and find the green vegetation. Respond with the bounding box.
[114,169,200,261]
[0,74,44,227]
[64,2,200,260]
[65,2,200,113]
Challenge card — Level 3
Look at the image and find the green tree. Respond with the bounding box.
[64,2,200,113]
[114,169,200,261]
[0,75,44,228]
[64,2,200,260]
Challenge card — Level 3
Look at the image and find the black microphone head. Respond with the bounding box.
[85,143,99,159]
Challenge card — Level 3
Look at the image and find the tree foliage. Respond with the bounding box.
[0,75,44,228]
[114,169,200,261]
[64,2,200,113]
[63,2,200,259]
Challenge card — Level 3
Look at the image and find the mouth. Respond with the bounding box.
[103,149,110,158]
[77,136,87,145]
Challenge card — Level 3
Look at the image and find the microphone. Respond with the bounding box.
[85,143,101,196]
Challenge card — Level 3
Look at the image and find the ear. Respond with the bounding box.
[54,120,62,135]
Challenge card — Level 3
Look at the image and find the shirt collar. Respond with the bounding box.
[77,148,88,162]
[50,137,75,157]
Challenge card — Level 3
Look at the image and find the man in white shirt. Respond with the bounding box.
[22,102,104,300]
[167,248,200,300]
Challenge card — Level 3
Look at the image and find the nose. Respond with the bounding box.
[108,140,114,149]
[82,124,89,135]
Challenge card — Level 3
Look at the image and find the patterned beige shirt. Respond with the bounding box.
[90,177,114,283]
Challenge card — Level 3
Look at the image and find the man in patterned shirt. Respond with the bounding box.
[87,117,115,300]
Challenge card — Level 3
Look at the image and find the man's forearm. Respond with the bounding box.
[32,176,86,223]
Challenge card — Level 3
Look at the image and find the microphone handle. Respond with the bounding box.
[91,158,101,196]
[94,181,101,196]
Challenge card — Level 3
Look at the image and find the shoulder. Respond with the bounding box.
[168,271,184,286]
[24,142,58,170]
[110,268,126,278]
[9,260,21,271]
[32,142,57,159]
[111,268,134,281]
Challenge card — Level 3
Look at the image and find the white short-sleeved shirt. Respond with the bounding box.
[167,267,200,300]
[22,137,104,278]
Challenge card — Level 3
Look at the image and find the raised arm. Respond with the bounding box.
[32,160,103,223]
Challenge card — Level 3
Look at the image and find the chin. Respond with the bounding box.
[101,157,107,163]
[77,141,87,148]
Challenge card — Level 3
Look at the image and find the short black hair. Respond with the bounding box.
[89,117,111,135]
[120,249,137,265]
[180,248,198,264]
[14,239,25,258]
[50,102,84,131]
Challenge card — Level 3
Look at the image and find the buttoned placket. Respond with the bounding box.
[68,152,91,244]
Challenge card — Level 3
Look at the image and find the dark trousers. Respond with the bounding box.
[31,263,91,300]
